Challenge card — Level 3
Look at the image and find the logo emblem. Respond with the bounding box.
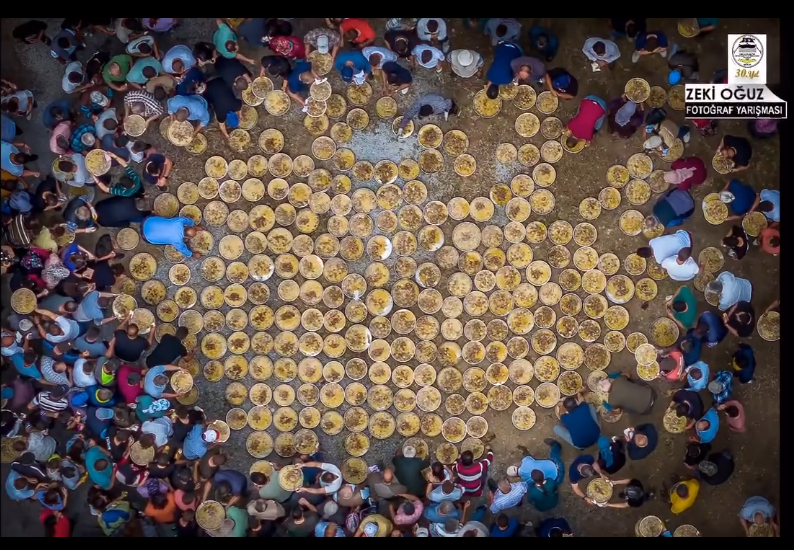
[731,35,764,68]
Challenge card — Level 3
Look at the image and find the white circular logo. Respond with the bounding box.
[731,35,764,68]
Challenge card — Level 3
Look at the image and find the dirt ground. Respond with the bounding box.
[1,18,780,537]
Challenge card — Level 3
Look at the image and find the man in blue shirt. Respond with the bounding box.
[490,514,521,537]
[528,26,559,62]
[143,364,182,399]
[724,179,757,219]
[284,59,319,108]
[166,94,211,132]
[141,216,202,258]
[554,396,600,449]
[484,41,523,97]
[695,407,719,443]
[536,517,573,537]
[334,50,371,84]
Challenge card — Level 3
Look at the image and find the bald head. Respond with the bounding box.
[382,468,394,483]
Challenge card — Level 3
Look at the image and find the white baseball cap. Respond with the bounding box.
[202,428,220,443]
[317,34,330,55]
[403,445,416,458]
[506,465,519,477]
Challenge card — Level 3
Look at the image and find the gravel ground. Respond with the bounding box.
[1,17,781,538]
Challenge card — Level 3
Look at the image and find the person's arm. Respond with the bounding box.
[605,502,630,509]
[731,164,748,173]
[297,498,317,513]
[582,38,598,61]
[571,481,586,497]
[739,517,750,536]
[234,52,257,65]
[201,479,212,502]
[764,299,779,315]
[667,310,687,331]
[147,323,156,346]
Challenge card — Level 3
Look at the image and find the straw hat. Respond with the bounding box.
[130,441,155,466]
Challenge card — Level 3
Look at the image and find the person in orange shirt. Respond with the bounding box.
[340,19,376,49]
[144,491,178,523]
[658,350,686,383]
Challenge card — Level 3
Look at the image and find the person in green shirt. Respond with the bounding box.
[527,439,565,512]
[392,445,430,497]
[135,394,170,421]
[225,505,249,537]
[104,54,132,91]
[213,19,257,64]
[666,286,698,330]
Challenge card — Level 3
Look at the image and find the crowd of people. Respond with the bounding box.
[1,17,780,537]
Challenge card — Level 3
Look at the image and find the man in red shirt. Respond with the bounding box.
[117,363,144,404]
[758,226,779,256]
[340,19,376,48]
[452,446,494,497]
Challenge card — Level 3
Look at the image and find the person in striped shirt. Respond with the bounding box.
[489,478,528,514]
[453,445,493,497]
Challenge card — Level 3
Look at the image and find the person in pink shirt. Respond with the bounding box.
[389,493,424,527]
[50,121,73,155]
[659,350,686,383]
[758,226,779,256]
[116,363,144,403]
[564,95,607,148]
[718,400,746,433]
[664,156,707,191]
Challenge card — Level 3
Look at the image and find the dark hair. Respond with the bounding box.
[430,462,445,479]
[426,20,439,33]
[768,236,780,248]
[722,236,739,247]
[57,36,70,49]
[689,368,702,380]
[145,161,160,176]
[155,452,170,466]
[592,41,606,55]
[659,357,676,373]
[153,86,167,101]
[695,320,709,336]
[216,480,232,499]
[57,160,75,172]
[724,405,739,417]
[675,484,688,498]
[137,43,152,55]
[495,24,507,37]
[95,458,109,471]
[68,71,83,84]
[677,247,692,261]
[644,37,658,52]
[625,22,638,38]
[402,501,415,516]
[250,472,267,485]
[386,72,400,85]
[675,403,690,418]
[418,105,433,118]
[176,326,189,339]
[496,514,509,528]
[151,492,168,509]
[124,18,143,32]
[460,450,473,466]
[320,471,336,484]
[131,141,150,153]
[420,50,432,64]
[292,507,304,520]
[636,246,652,258]
[103,118,117,131]
[563,396,578,412]
[757,200,774,213]
[672,300,687,313]
[23,350,37,365]
[548,527,564,537]
[215,454,228,466]
[486,84,499,100]
[141,65,157,79]
[182,491,196,504]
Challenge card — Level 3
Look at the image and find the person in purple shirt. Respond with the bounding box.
[141,216,203,258]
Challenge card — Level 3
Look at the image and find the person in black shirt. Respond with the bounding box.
[725,301,755,338]
[202,78,243,141]
[193,42,217,67]
[12,20,51,45]
[171,465,197,492]
[149,452,175,479]
[670,389,703,429]
[384,29,420,58]
[214,56,253,89]
[108,315,153,363]
[544,68,578,100]
[176,510,198,537]
[146,327,190,367]
[609,18,647,39]
[107,427,134,461]
[723,225,748,260]
[596,437,626,474]
[31,177,64,214]
[717,134,752,171]
[698,450,734,485]
[626,424,658,460]
[684,441,711,470]
[260,55,292,80]
[615,478,651,508]
[198,448,227,481]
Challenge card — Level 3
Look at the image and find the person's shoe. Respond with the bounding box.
[543,438,557,447]
[444,111,449,121]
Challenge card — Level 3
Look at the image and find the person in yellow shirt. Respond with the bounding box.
[670,479,700,514]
